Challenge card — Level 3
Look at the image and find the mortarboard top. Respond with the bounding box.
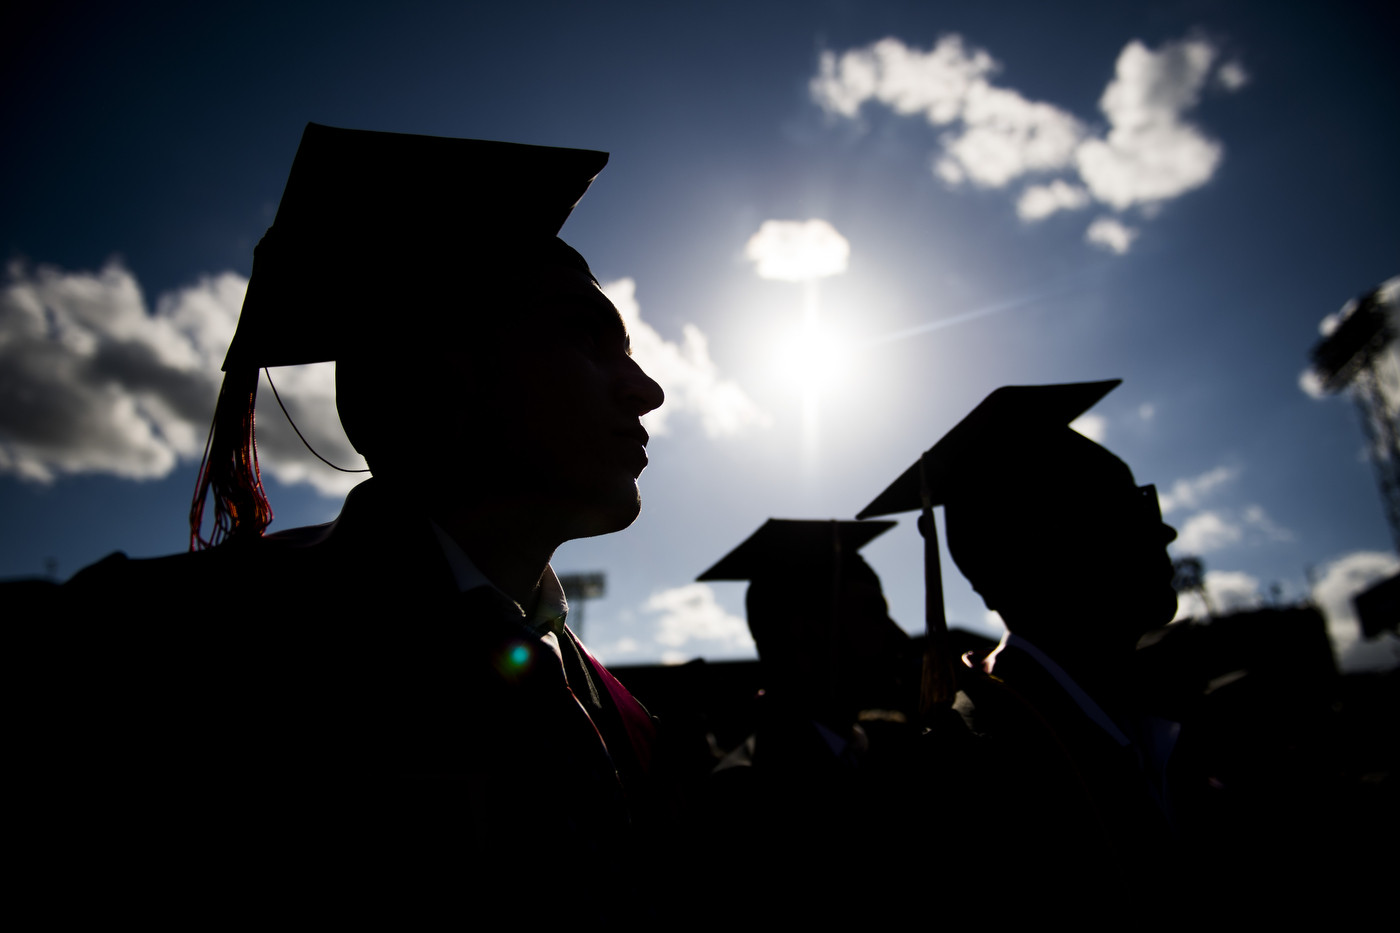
[223,123,610,371]
[856,380,1121,519]
[697,519,897,582]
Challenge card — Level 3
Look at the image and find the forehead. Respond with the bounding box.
[529,266,612,304]
[522,266,625,328]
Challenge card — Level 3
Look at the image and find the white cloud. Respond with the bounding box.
[1216,61,1250,91]
[932,156,966,186]
[1167,553,1400,673]
[1159,464,1240,513]
[1170,489,1292,553]
[811,35,995,123]
[0,262,764,496]
[1139,403,1156,421]
[1242,504,1294,543]
[0,261,232,483]
[1204,570,1264,613]
[1070,411,1107,442]
[1075,39,1223,211]
[1164,463,1292,554]
[0,260,370,496]
[1172,568,1263,621]
[1298,367,1328,399]
[937,81,1085,188]
[254,363,367,495]
[1311,550,1400,672]
[811,35,1240,253]
[644,583,755,661]
[1017,179,1091,221]
[1085,216,1138,254]
[601,278,768,439]
[743,219,850,282]
[812,36,1082,190]
[1175,510,1243,553]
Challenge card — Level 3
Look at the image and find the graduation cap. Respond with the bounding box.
[855,380,1121,713]
[192,123,609,549]
[224,122,609,370]
[697,519,896,582]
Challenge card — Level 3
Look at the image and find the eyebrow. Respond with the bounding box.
[548,291,629,345]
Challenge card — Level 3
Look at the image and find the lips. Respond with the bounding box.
[613,423,650,470]
[617,423,650,449]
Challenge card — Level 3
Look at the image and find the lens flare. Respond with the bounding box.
[494,640,535,682]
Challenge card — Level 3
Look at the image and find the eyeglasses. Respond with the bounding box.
[1136,484,1164,524]
[1125,481,1170,535]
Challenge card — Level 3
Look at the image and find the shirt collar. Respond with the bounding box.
[532,565,570,636]
[430,521,570,636]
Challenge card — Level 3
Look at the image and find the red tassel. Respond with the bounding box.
[190,368,274,550]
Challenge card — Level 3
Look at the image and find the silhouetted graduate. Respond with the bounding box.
[46,124,667,923]
[859,381,1183,916]
[700,519,911,721]
[695,519,923,923]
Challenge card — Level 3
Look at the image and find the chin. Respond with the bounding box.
[603,496,643,533]
[1158,587,1183,624]
[570,484,642,539]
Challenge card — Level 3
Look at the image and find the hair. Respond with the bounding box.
[187,236,601,547]
[944,428,1137,606]
[744,553,882,658]
[334,343,471,479]
[189,367,274,549]
[333,239,601,473]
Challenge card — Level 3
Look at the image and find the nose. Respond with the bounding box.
[620,356,665,417]
[1161,522,1178,545]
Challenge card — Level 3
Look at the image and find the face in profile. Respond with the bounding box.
[1076,484,1180,636]
[450,266,665,539]
[1027,483,1179,645]
[952,480,1178,647]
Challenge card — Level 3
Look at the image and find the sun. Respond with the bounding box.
[774,322,848,395]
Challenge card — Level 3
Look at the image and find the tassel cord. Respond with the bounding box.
[263,367,369,474]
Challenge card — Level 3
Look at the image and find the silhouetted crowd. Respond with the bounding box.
[9,124,1395,924]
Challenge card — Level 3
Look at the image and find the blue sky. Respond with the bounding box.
[3,0,1397,669]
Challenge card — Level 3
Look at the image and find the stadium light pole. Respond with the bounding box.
[559,572,606,640]
[1307,280,1400,553]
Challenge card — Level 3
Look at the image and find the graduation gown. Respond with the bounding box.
[951,642,1181,917]
[699,691,935,924]
[26,478,659,923]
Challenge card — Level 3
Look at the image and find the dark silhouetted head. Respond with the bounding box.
[699,519,909,716]
[195,124,663,546]
[944,425,1178,654]
[856,381,1178,664]
[336,254,663,540]
[745,553,909,713]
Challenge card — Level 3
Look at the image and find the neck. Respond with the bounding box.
[999,622,1133,712]
[430,501,562,608]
